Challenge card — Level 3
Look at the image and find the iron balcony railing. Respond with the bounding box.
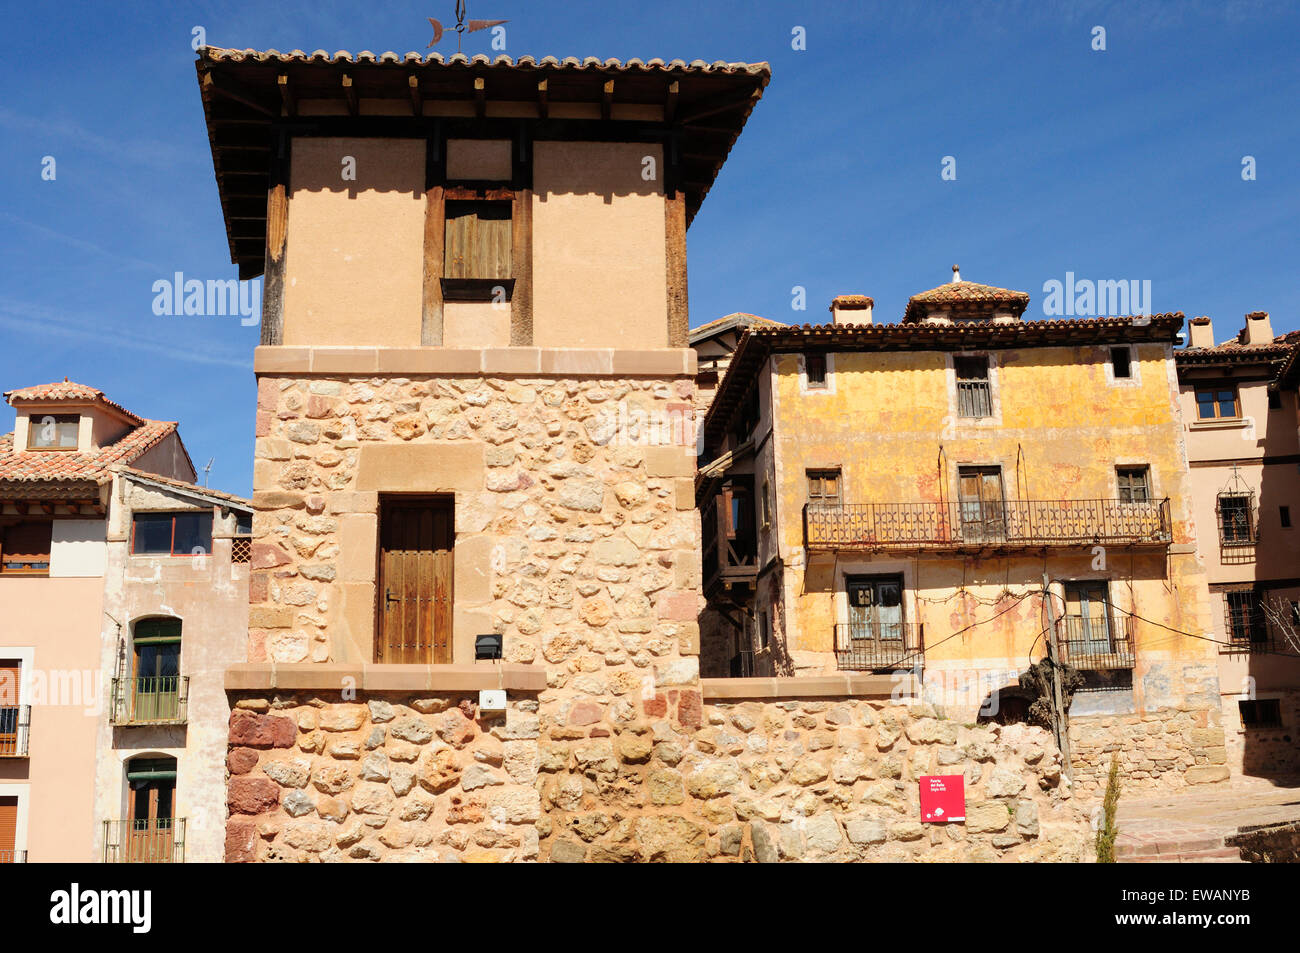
[805,499,1172,551]
[102,819,186,864]
[1058,614,1136,671]
[0,850,26,863]
[833,622,925,672]
[1218,603,1297,655]
[0,705,30,757]
[110,676,189,726]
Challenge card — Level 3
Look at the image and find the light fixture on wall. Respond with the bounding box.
[474,634,502,661]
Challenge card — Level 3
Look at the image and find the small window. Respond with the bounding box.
[805,353,828,389]
[954,356,992,418]
[1110,347,1132,379]
[0,520,52,575]
[26,414,79,450]
[1218,495,1254,545]
[1225,590,1265,643]
[1238,698,1282,728]
[235,512,253,536]
[1268,390,1282,410]
[807,468,842,505]
[132,512,212,556]
[1281,506,1292,529]
[1195,385,1239,420]
[1116,466,1151,503]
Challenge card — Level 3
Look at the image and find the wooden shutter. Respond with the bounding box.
[444,202,512,280]
[0,797,16,858]
[378,499,454,664]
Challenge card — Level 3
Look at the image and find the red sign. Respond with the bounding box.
[919,775,965,823]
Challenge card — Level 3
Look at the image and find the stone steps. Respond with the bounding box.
[1116,837,1245,863]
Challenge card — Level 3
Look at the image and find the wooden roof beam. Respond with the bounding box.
[665,81,679,124]
[342,74,358,117]
[473,77,486,118]
[537,78,548,119]
[408,74,423,116]
[602,79,614,120]
[277,74,296,117]
[677,88,761,125]
[202,70,277,117]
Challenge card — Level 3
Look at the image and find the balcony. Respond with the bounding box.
[833,622,925,673]
[0,850,25,863]
[1057,615,1136,670]
[703,487,758,593]
[805,499,1172,552]
[102,819,186,863]
[110,676,189,726]
[0,705,29,757]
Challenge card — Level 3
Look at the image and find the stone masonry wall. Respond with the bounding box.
[227,690,1093,862]
[1069,704,1229,797]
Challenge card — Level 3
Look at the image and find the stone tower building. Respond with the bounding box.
[197,47,771,861]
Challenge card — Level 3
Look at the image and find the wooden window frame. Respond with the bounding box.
[441,194,514,302]
[1116,466,1151,504]
[24,414,79,451]
[1194,383,1241,421]
[130,512,213,558]
[1238,697,1282,728]
[0,519,53,576]
[807,468,843,506]
[805,353,828,390]
[954,355,993,419]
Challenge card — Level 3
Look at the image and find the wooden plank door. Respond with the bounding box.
[958,466,1006,542]
[378,498,454,664]
[127,777,175,863]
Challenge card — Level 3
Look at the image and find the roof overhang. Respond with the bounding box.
[0,480,107,516]
[196,48,770,279]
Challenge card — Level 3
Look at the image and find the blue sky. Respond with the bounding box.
[1,0,1297,497]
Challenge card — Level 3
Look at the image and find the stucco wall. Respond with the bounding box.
[532,141,668,348]
[283,137,426,347]
[0,576,104,862]
[91,479,250,864]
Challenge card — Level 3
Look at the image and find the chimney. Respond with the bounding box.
[951,264,961,283]
[1243,311,1273,346]
[830,295,873,325]
[1188,316,1214,349]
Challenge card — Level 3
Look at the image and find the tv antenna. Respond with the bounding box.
[427,2,508,53]
[203,456,214,487]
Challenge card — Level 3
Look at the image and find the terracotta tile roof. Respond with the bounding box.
[4,380,144,425]
[904,279,1031,322]
[202,48,771,74]
[0,419,179,486]
[689,312,786,343]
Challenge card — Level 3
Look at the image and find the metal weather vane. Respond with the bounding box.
[428,1,508,53]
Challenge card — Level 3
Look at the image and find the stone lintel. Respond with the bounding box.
[701,674,913,701]
[253,345,694,377]
[225,662,546,693]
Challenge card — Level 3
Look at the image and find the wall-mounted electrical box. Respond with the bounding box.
[479,689,507,713]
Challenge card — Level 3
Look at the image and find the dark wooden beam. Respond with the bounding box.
[666,191,689,347]
[342,74,358,117]
[277,74,296,117]
[537,78,548,119]
[473,77,486,118]
[602,79,614,120]
[665,81,679,124]
[677,88,761,125]
[202,71,277,117]
[408,74,423,116]
[261,134,290,347]
[421,184,446,345]
[510,188,533,345]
